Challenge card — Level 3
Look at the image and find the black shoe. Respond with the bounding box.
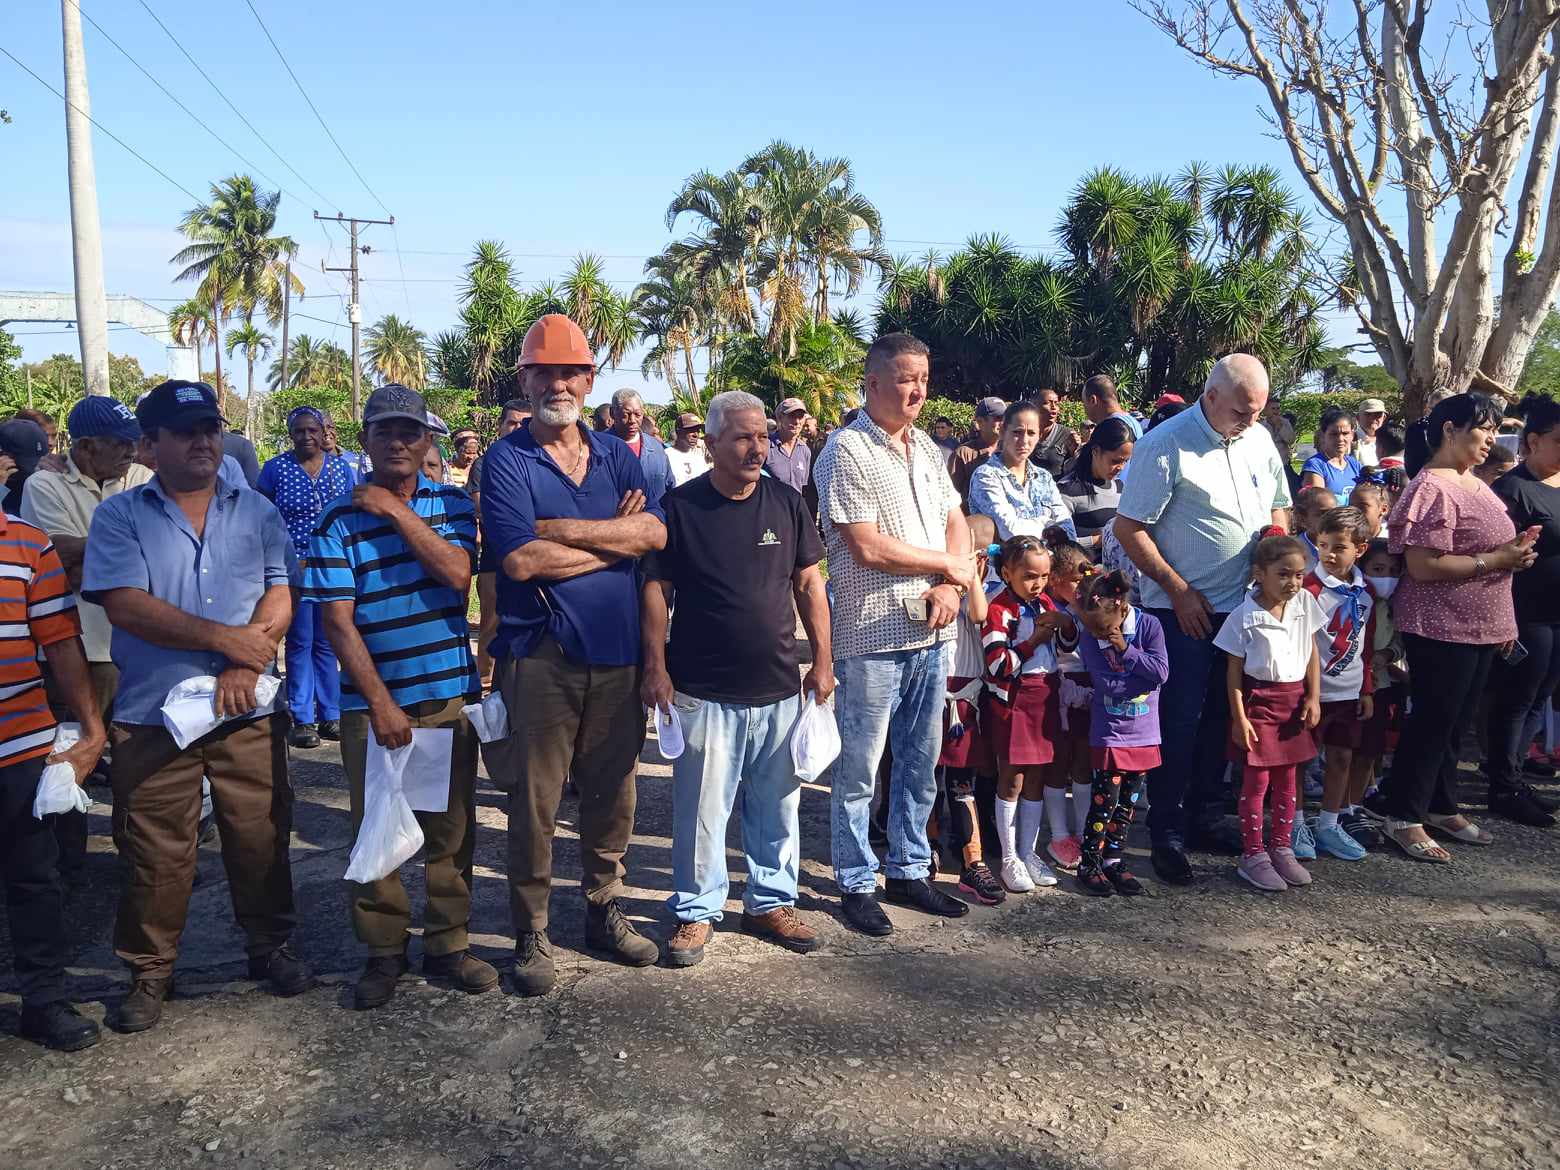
[883,876,970,918]
[1489,786,1557,828]
[354,954,409,1010]
[1517,782,1560,813]
[423,949,500,994]
[512,931,556,997]
[19,1001,100,1051]
[584,899,659,967]
[840,892,894,936]
[1075,869,1114,897]
[318,720,341,742]
[116,977,172,1033]
[289,723,321,749]
[957,861,1007,906]
[1150,845,1194,885]
[1522,755,1557,779]
[1340,809,1381,846]
[1104,864,1144,896]
[248,942,316,997]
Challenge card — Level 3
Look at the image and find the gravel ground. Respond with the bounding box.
[2,734,1557,1170]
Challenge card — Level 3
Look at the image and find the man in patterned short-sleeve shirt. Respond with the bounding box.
[813,332,977,936]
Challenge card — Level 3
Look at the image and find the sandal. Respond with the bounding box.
[1424,814,1494,846]
[1382,819,1453,865]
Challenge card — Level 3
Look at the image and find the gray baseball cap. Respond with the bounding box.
[362,384,448,435]
[975,396,1009,419]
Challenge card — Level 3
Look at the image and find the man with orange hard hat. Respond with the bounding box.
[480,313,667,994]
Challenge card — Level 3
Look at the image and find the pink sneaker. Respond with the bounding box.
[1047,835,1083,871]
[1269,847,1313,886]
[1236,852,1287,892]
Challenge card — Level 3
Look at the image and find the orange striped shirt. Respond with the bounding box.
[0,513,81,767]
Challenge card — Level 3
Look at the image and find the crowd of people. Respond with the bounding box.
[1,313,1557,1057]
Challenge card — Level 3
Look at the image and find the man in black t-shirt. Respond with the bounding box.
[641,390,834,969]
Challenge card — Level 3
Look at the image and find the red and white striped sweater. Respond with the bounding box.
[981,587,1077,706]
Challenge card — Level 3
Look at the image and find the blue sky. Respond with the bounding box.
[3,0,1320,402]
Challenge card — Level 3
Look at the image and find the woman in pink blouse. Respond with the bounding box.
[1370,394,1538,862]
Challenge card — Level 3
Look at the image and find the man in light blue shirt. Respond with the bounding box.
[82,379,311,1032]
[1112,355,1291,885]
[1083,374,1144,481]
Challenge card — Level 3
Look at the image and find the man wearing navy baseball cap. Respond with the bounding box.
[83,379,314,1031]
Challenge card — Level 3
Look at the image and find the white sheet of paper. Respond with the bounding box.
[368,728,454,813]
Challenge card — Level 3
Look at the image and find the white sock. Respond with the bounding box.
[996,798,1019,861]
[1043,787,1070,842]
[1318,809,1340,832]
[1018,798,1045,859]
[1071,782,1093,837]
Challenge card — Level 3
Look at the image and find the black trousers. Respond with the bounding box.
[1,756,67,1008]
[1380,635,1496,823]
[1485,620,1560,793]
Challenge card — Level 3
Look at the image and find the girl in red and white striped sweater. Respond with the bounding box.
[982,535,1078,893]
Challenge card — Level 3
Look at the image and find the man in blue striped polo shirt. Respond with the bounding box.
[306,384,494,1010]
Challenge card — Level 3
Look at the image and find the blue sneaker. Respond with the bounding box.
[1315,820,1367,861]
[1290,816,1317,860]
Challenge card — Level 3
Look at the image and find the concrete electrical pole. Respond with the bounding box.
[61,0,110,396]
[316,211,392,421]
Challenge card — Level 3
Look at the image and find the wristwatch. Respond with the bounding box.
[1473,555,1488,577]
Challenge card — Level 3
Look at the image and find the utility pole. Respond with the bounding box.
[273,254,292,440]
[316,211,393,421]
[61,0,110,396]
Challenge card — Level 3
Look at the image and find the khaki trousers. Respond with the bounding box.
[499,639,643,930]
[476,571,499,689]
[340,697,478,957]
[110,715,296,979]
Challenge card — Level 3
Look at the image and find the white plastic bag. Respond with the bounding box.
[462,689,509,744]
[343,740,425,883]
[161,674,282,750]
[790,694,841,782]
[32,723,91,819]
[652,705,684,760]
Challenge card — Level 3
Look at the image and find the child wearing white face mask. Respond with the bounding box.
[1344,539,1409,843]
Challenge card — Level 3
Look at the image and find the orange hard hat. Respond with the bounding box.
[517,313,595,368]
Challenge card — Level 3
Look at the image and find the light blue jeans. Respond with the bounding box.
[670,692,804,923]
[832,642,951,894]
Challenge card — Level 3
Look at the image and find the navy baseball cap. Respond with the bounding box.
[68,396,142,442]
[136,380,225,432]
[0,419,48,475]
[363,383,448,434]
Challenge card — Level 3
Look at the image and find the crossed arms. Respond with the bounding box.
[503,488,666,583]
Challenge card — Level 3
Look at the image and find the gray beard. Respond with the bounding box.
[536,398,581,428]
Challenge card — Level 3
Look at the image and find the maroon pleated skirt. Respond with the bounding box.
[938,676,995,771]
[988,673,1059,767]
[1229,678,1317,767]
[1091,744,1162,772]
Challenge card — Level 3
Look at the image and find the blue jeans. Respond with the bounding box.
[669,692,804,923]
[832,642,950,894]
[1144,608,1230,848]
[284,602,341,724]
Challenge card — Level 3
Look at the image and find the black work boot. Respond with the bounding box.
[512,931,556,997]
[249,943,316,997]
[19,1001,101,1051]
[354,954,410,1010]
[584,899,659,967]
[116,977,173,1033]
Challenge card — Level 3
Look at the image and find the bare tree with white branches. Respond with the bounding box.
[1135,0,1560,415]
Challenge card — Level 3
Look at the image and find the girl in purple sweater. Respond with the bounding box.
[1072,571,1171,896]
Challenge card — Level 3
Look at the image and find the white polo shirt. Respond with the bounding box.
[1214,588,1327,684]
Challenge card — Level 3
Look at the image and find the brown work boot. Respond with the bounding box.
[116,976,173,1033]
[584,899,659,967]
[423,949,500,994]
[665,920,712,968]
[741,906,822,954]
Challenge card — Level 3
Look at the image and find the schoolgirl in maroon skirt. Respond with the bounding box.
[1038,532,1096,871]
[1214,531,1327,894]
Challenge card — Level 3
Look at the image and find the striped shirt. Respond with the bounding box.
[980,587,1074,706]
[0,514,81,766]
[303,475,479,710]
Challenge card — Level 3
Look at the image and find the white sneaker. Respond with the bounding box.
[1000,855,1035,893]
[1022,852,1058,887]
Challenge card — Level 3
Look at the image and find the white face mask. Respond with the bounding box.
[1366,575,1399,599]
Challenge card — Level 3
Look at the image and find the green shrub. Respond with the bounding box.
[1277,390,1406,443]
[919,394,1086,438]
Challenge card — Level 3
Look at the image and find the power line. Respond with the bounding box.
[242,0,392,218]
[63,0,291,203]
[136,0,339,210]
[0,44,201,201]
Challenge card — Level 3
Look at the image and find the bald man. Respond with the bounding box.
[1111,355,1292,885]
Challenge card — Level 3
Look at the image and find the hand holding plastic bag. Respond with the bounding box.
[343,739,424,883]
[462,690,509,744]
[161,674,282,750]
[32,723,92,819]
[791,692,841,782]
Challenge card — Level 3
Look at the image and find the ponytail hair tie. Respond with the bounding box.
[1259,524,1288,540]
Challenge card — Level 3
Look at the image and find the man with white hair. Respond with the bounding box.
[1112,354,1292,885]
[609,388,672,506]
[642,391,834,968]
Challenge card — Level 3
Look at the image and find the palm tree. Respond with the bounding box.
[225,322,272,438]
[171,174,303,400]
[168,297,216,383]
[364,314,428,388]
[429,330,472,389]
[459,241,525,402]
[267,334,349,391]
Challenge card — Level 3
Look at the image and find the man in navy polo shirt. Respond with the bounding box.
[481,314,667,996]
[308,384,495,1010]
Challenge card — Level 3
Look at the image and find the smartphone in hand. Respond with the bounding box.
[903,597,930,622]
